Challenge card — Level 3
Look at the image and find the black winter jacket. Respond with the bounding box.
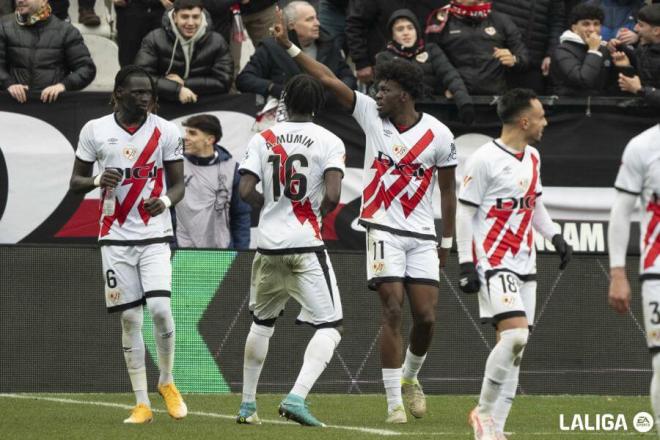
[346,0,442,70]
[236,31,356,98]
[375,43,471,108]
[134,12,233,101]
[426,11,529,95]
[619,42,660,106]
[0,14,96,91]
[550,32,617,96]
[492,0,565,66]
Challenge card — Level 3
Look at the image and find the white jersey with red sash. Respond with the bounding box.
[459,140,543,276]
[614,124,660,279]
[76,113,183,244]
[352,91,457,240]
[240,121,345,251]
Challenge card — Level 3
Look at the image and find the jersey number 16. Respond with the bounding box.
[268,154,308,201]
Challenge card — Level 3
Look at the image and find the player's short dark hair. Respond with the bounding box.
[173,0,204,12]
[497,88,538,125]
[111,65,157,112]
[569,3,604,26]
[283,74,326,116]
[374,58,424,100]
[638,4,660,27]
[183,114,222,143]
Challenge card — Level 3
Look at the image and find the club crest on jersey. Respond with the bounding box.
[107,289,121,304]
[122,146,137,160]
[463,175,473,187]
[501,294,514,307]
[393,144,408,158]
[484,26,497,36]
[650,330,660,344]
[372,260,385,274]
[519,178,530,189]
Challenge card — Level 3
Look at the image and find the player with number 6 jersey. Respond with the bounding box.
[236,74,344,428]
[69,66,187,424]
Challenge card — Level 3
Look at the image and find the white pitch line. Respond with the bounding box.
[2,394,652,437]
[0,394,401,437]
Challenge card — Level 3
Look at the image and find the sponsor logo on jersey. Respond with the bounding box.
[108,138,118,145]
[383,128,392,137]
[495,195,536,210]
[107,165,160,180]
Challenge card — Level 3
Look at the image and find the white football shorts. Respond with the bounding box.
[249,250,343,327]
[478,269,536,326]
[100,242,172,313]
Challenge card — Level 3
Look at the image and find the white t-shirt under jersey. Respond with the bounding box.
[459,139,543,276]
[614,124,660,277]
[352,91,457,240]
[240,121,345,251]
[76,113,183,244]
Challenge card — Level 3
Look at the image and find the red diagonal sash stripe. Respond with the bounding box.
[486,154,539,267]
[260,129,321,239]
[400,166,435,217]
[361,129,435,218]
[100,127,162,237]
[644,200,660,269]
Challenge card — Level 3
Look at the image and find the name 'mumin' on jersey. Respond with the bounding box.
[459,140,543,276]
[240,121,345,251]
[614,124,660,277]
[352,91,457,240]
[76,113,183,244]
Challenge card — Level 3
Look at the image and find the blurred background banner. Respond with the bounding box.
[0,246,649,395]
[0,93,657,252]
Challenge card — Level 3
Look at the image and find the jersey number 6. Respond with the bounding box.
[268,154,308,201]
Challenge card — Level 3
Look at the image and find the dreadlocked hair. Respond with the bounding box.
[110,65,158,113]
[374,58,424,100]
[283,74,326,117]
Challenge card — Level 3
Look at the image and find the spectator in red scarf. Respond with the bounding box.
[425,0,529,95]
[375,8,474,124]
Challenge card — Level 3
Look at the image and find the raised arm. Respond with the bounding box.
[272,7,354,110]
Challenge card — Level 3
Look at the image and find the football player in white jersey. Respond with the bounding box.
[271,8,457,423]
[608,124,660,433]
[456,89,572,440]
[69,66,187,424]
[236,74,345,427]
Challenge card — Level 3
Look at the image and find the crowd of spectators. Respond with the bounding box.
[1,0,659,105]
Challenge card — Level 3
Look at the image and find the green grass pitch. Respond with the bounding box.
[0,393,656,439]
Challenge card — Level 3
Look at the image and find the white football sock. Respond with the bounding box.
[242,322,275,403]
[402,346,427,382]
[492,362,520,432]
[290,328,341,399]
[147,297,175,386]
[121,307,150,406]
[382,368,403,412]
[478,328,528,417]
[651,353,660,431]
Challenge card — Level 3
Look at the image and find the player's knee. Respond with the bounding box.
[250,322,275,338]
[500,328,529,356]
[120,307,143,333]
[413,311,436,332]
[381,304,403,328]
[146,297,173,326]
[317,327,342,347]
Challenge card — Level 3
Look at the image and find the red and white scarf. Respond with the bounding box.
[449,1,492,21]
